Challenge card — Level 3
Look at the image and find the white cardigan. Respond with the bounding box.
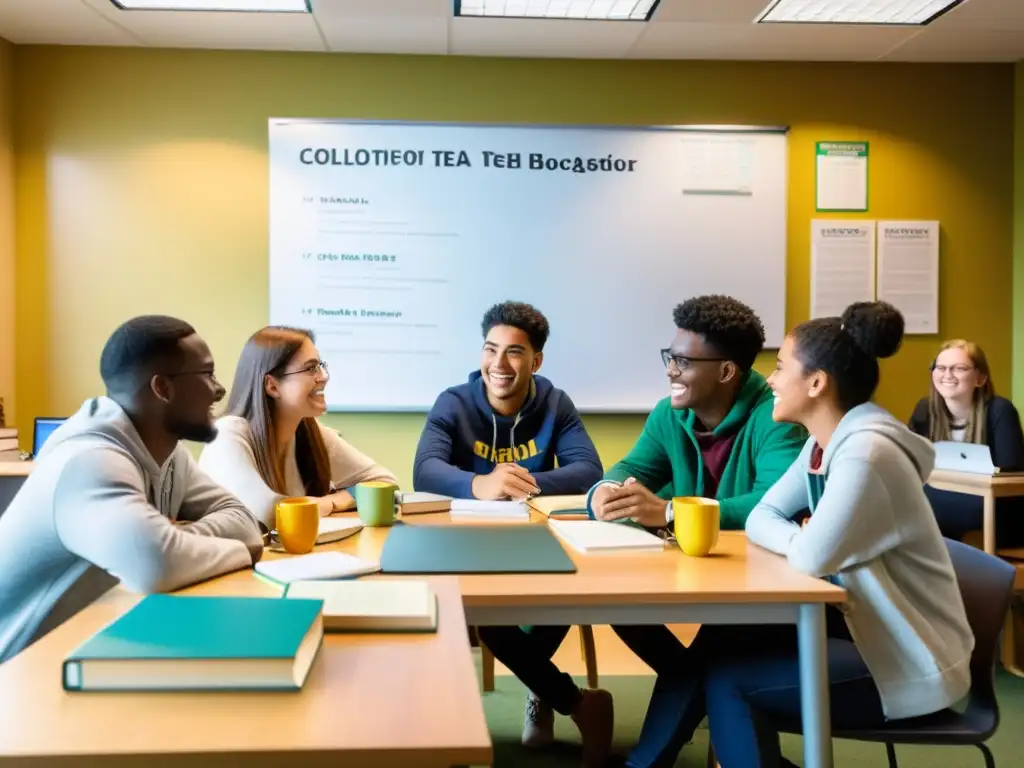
[198,415,397,529]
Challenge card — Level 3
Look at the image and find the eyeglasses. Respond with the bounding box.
[932,365,973,376]
[278,360,329,378]
[660,349,727,371]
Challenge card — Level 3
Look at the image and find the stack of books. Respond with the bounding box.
[0,427,19,461]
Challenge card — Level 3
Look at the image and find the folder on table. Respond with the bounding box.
[379,523,577,574]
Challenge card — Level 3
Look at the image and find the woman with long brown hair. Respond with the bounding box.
[199,326,396,530]
[909,339,1024,542]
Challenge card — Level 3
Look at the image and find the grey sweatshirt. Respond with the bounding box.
[0,397,264,662]
[746,402,974,720]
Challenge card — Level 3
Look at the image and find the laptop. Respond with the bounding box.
[932,441,996,476]
[32,417,66,458]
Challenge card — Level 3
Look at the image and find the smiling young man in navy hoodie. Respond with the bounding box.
[413,300,610,764]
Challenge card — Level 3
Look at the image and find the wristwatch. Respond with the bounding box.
[664,500,674,525]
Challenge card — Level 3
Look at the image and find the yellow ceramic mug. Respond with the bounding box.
[275,496,320,554]
[672,496,720,557]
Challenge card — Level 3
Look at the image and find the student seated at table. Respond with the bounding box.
[412,300,607,763]
[0,316,265,663]
[706,301,974,767]
[586,294,807,768]
[198,326,397,530]
[908,338,1024,544]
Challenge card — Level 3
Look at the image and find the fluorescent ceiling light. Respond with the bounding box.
[455,0,662,21]
[757,0,965,25]
[111,0,310,11]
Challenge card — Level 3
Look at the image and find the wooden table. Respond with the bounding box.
[324,515,846,768]
[0,460,32,477]
[0,575,492,768]
[0,510,844,768]
[927,469,1024,555]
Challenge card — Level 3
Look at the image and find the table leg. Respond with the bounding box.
[798,603,832,768]
[983,491,996,555]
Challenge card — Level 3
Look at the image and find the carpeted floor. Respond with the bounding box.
[479,669,1024,767]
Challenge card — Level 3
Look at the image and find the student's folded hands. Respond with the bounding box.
[471,462,541,500]
[592,478,667,527]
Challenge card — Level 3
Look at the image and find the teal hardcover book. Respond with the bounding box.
[62,594,324,692]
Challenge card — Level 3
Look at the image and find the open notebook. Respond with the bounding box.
[254,551,381,586]
[547,519,666,553]
[449,499,530,520]
[284,580,438,632]
[528,494,589,519]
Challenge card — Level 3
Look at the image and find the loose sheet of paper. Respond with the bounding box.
[680,134,754,195]
[877,221,939,335]
[816,142,868,211]
[810,220,876,319]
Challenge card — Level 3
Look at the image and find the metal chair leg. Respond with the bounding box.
[885,743,898,768]
[977,743,996,768]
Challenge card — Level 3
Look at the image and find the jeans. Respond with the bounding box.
[475,625,578,714]
[706,634,885,767]
[615,608,857,768]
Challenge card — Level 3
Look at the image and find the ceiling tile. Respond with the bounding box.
[449,16,645,57]
[87,0,326,50]
[651,0,771,23]
[719,22,917,61]
[0,0,140,45]
[311,0,450,19]
[882,27,1024,61]
[318,17,448,54]
[627,22,752,58]
[928,0,1024,31]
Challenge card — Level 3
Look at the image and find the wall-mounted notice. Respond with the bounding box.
[810,220,876,320]
[816,141,868,212]
[877,221,939,335]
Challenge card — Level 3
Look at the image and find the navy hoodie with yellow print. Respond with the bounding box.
[412,371,603,498]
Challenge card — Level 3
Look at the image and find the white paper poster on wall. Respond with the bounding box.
[268,119,790,412]
[810,220,876,320]
[876,221,939,335]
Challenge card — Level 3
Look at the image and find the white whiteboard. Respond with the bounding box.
[268,119,788,413]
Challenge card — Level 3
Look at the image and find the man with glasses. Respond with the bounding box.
[586,294,806,768]
[0,315,264,663]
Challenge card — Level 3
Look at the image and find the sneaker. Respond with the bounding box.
[571,688,614,767]
[522,692,555,748]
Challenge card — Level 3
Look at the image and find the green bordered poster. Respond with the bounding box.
[815,141,868,212]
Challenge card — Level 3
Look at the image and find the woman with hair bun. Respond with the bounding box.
[703,302,974,767]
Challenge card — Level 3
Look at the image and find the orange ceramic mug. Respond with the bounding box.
[275,496,320,554]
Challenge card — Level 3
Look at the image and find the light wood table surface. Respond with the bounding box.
[0,574,492,768]
[0,460,32,477]
[927,469,1024,555]
[303,513,846,768]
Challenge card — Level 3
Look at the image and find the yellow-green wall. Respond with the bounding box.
[1015,61,1024,406]
[0,38,13,427]
[12,47,1015,487]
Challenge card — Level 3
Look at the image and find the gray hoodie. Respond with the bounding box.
[746,402,974,720]
[0,397,264,662]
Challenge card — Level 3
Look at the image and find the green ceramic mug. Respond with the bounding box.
[355,480,399,526]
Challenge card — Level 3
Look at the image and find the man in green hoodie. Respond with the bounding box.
[587,294,806,768]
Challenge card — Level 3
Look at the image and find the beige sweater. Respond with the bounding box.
[198,416,397,529]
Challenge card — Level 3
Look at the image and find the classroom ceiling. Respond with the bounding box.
[0,0,1021,62]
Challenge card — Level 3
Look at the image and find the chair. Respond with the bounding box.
[473,625,599,692]
[708,538,1014,768]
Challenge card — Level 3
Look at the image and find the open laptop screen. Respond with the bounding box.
[33,418,66,457]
